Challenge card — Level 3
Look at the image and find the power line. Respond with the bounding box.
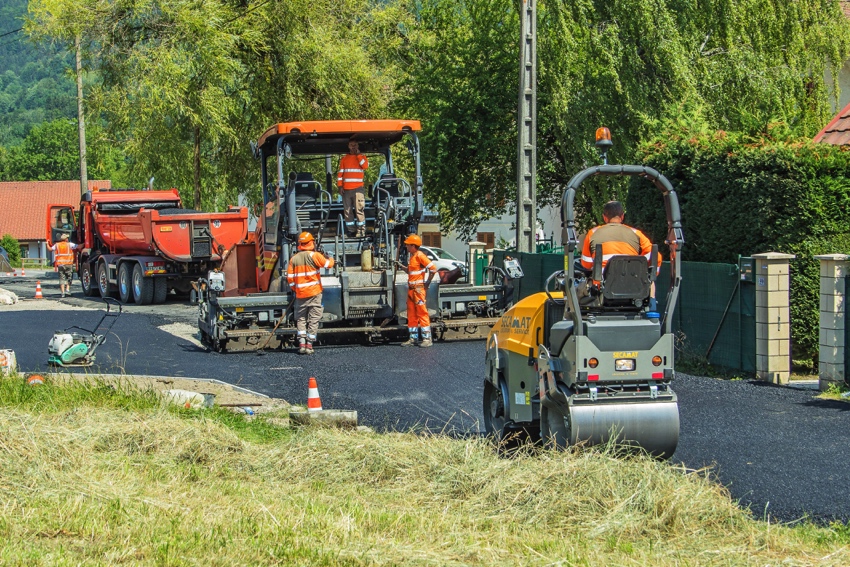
[0,27,23,39]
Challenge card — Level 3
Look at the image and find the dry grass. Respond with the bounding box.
[1,373,849,566]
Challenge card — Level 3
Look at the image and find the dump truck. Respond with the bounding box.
[195,119,522,352]
[483,128,683,458]
[46,188,249,304]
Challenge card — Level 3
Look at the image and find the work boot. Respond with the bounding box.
[356,228,365,238]
[298,342,307,354]
[305,344,315,355]
[400,338,418,347]
[419,338,433,348]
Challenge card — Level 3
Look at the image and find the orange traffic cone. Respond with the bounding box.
[34,281,43,299]
[21,267,25,276]
[307,377,323,412]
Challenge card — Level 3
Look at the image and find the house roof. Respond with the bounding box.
[813,101,850,145]
[0,180,111,242]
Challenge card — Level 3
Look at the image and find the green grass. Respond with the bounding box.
[1,372,849,566]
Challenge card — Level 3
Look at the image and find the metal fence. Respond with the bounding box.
[484,251,755,373]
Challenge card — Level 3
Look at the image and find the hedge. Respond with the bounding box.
[626,131,850,365]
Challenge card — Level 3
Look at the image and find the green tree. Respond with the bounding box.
[0,118,125,182]
[27,0,392,211]
[0,234,22,266]
[383,0,850,235]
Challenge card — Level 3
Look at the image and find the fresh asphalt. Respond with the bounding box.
[1,273,849,525]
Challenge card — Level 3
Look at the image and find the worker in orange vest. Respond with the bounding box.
[401,233,438,347]
[50,233,77,298]
[337,138,369,238]
[286,232,335,354]
[580,200,661,308]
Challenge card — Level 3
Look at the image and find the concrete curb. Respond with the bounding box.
[289,409,358,428]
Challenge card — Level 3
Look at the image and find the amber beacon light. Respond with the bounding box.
[595,126,613,164]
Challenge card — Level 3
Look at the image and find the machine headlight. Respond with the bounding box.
[615,359,636,372]
[652,356,663,366]
[588,358,599,368]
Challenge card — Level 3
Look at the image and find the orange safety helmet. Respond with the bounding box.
[403,234,422,247]
[297,232,315,250]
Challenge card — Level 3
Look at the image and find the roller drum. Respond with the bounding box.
[569,399,679,459]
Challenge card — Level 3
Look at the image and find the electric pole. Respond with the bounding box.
[515,0,537,253]
[76,34,88,197]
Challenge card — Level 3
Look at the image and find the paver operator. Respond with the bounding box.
[286,232,335,355]
[580,200,660,309]
[401,234,438,348]
[337,138,369,237]
[51,233,77,298]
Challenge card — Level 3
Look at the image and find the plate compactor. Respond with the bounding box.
[484,132,684,459]
[48,298,122,367]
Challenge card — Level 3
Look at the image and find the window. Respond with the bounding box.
[422,232,442,248]
[477,232,495,248]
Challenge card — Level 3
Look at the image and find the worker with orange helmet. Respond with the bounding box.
[286,232,335,354]
[337,138,369,238]
[401,233,438,347]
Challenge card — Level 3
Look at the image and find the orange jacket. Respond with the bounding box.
[407,250,437,288]
[580,222,660,273]
[287,250,335,299]
[52,241,75,266]
[337,153,369,190]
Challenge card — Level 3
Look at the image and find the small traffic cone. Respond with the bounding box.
[307,377,323,412]
[34,281,43,299]
[20,267,25,277]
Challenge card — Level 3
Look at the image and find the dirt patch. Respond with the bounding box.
[49,372,290,413]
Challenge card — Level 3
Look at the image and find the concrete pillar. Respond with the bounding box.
[468,241,487,285]
[815,254,850,391]
[753,252,795,385]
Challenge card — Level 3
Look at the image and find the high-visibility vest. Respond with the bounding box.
[337,153,369,190]
[407,250,437,288]
[287,250,335,299]
[53,241,75,266]
[580,222,661,273]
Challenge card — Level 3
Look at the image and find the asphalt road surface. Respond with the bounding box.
[2,274,849,525]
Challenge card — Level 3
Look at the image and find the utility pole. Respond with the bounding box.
[515,0,537,253]
[75,34,88,197]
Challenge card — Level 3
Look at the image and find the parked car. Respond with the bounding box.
[420,246,468,276]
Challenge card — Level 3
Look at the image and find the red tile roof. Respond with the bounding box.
[0,180,111,242]
[813,101,850,145]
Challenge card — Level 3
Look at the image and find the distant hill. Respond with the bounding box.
[0,0,77,146]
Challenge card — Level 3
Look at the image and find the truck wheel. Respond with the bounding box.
[97,262,116,298]
[118,263,135,304]
[80,264,97,297]
[132,264,154,305]
[153,278,168,304]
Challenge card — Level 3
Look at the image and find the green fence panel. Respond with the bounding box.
[656,261,755,373]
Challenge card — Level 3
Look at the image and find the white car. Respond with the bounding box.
[420,246,468,276]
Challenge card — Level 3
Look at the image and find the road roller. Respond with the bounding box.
[483,130,684,458]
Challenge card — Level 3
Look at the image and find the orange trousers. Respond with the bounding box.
[406,286,430,329]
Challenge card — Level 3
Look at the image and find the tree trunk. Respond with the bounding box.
[193,126,201,209]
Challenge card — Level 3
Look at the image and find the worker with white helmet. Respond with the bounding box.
[286,232,335,354]
[401,233,438,347]
[51,233,77,298]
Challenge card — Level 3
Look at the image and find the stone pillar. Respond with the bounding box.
[753,252,795,385]
[815,254,850,391]
[468,241,486,285]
